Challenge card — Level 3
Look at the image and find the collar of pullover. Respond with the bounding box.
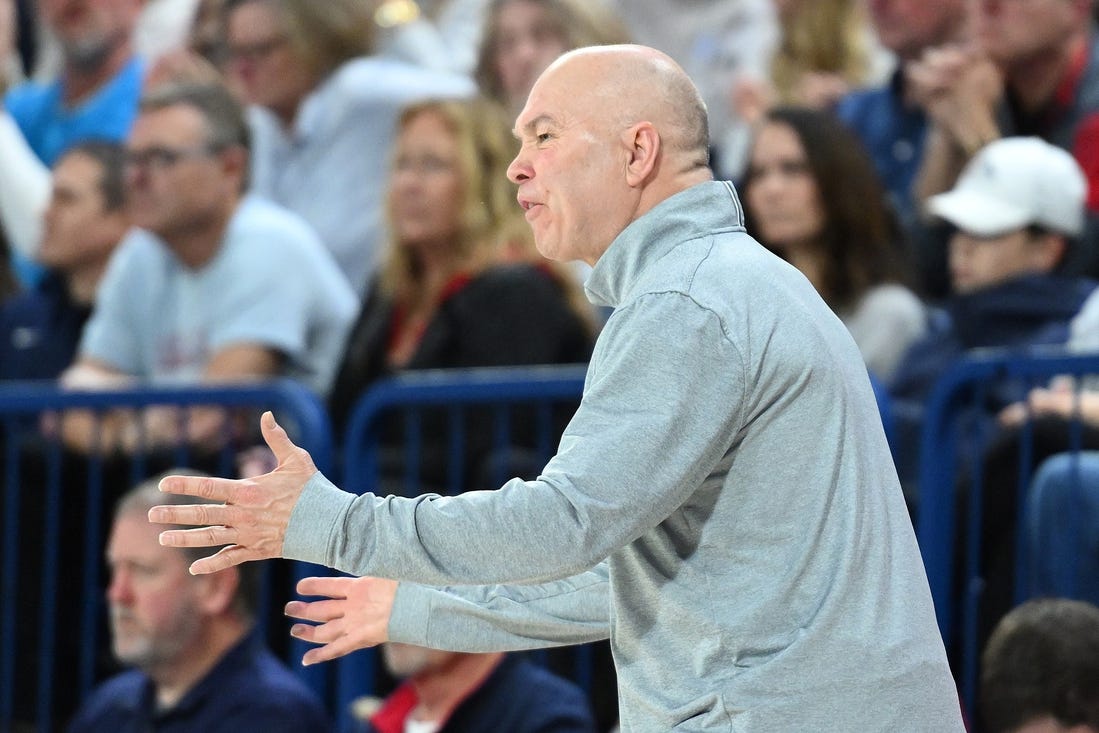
[584,180,745,308]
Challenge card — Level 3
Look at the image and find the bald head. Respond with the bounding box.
[540,45,710,168]
[508,44,713,265]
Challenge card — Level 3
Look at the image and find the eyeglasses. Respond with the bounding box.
[225,35,288,64]
[123,145,221,172]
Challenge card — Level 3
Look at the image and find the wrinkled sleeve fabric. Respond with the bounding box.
[387,563,610,651]
[283,290,745,585]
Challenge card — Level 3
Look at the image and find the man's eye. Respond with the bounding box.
[536,133,552,143]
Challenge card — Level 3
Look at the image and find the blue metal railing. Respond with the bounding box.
[915,350,1099,718]
[0,379,333,733]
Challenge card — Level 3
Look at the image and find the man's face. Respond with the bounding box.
[948,227,1055,293]
[969,0,1082,67]
[507,60,629,266]
[39,151,128,272]
[39,0,140,66]
[382,643,456,678]
[224,0,316,119]
[124,104,232,243]
[105,512,204,670]
[869,0,966,60]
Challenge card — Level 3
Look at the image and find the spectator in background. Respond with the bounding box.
[980,598,1099,733]
[606,0,777,181]
[67,471,331,732]
[0,140,129,381]
[836,0,967,231]
[742,105,924,382]
[373,0,492,77]
[224,0,473,295]
[328,97,593,492]
[60,82,356,453]
[733,0,891,127]
[473,0,629,119]
[910,0,1099,282]
[353,643,596,732]
[0,0,144,285]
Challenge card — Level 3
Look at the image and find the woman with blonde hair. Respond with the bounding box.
[328,97,594,490]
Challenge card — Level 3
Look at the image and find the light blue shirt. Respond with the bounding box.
[80,196,358,395]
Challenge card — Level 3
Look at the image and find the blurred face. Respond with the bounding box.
[40,151,128,272]
[948,228,1055,293]
[125,104,234,243]
[493,0,570,112]
[388,110,465,252]
[225,0,316,120]
[106,512,204,670]
[869,0,966,60]
[969,0,1082,67]
[382,643,456,678]
[745,121,825,252]
[507,60,630,265]
[40,0,141,67]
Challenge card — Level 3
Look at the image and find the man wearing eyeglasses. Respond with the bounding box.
[58,81,357,453]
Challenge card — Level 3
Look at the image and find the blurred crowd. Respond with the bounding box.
[3,0,1099,731]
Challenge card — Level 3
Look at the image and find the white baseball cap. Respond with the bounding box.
[927,136,1087,238]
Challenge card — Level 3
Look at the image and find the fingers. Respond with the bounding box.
[158,524,238,548]
[285,598,344,623]
[260,411,300,465]
[188,545,257,575]
[301,635,372,666]
[296,575,353,598]
[158,473,238,501]
[148,502,233,527]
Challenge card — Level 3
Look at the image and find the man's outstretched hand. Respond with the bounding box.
[150,411,317,574]
[286,576,399,666]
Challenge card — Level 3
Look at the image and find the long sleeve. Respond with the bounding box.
[0,109,48,258]
[387,563,610,651]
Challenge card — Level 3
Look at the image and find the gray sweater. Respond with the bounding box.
[285,181,965,731]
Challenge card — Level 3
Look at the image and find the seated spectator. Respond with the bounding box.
[742,105,925,381]
[1024,453,1099,607]
[60,82,356,453]
[473,0,629,119]
[909,0,1099,282]
[327,96,594,493]
[836,0,966,232]
[0,0,145,287]
[980,598,1099,733]
[352,642,596,732]
[223,0,473,294]
[890,137,1096,411]
[733,0,890,126]
[67,471,331,732]
[0,140,128,381]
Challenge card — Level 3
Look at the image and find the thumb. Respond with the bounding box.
[260,411,299,465]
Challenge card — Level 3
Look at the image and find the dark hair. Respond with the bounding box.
[59,139,127,212]
[980,598,1099,732]
[742,105,911,311]
[116,470,261,622]
[140,81,251,153]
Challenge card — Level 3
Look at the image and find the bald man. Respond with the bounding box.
[153,45,966,731]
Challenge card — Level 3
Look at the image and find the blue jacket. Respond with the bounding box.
[0,274,90,381]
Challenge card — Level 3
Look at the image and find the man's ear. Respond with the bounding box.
[624,121,660,187]
[196,565,240,616]
[1033,232,1067,272]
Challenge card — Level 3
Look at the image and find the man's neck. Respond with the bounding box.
[62,39,133,107]
[150,620,250,710]
[163,197,240,270]
[409,653,504,724]
[65,260,111,306]
[1004,33,1086,114]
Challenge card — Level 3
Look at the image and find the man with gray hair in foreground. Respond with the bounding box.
[153,44,966,730]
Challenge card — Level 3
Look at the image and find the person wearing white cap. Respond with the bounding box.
[927,136,1089,295]
[888,136,1098,489]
